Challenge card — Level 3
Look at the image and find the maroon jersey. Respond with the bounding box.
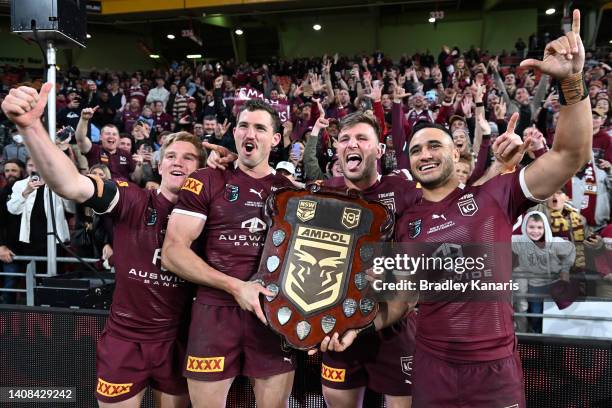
[323,169,420,218]
[102,182,194,341]
[86,144,135,180]
[173,167,293,306]
[395,168,537,363]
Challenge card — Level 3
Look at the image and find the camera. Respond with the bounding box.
[57,126,75,142]
[30,171,40,183]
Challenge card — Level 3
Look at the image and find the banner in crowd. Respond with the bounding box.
[231,87,290,123]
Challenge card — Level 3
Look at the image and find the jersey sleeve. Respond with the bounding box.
[100,179,143,221]
[172,168,211,221]
[485,166,545,223]
[390,170,421,213]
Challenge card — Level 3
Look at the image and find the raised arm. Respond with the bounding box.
[1,84,94,203]
[75,106,95,154]
[520,10,592,200]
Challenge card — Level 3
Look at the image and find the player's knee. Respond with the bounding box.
[384,394,412,408]
[322,386,363,408]
[187,380,227,408]
[253,383,292,407]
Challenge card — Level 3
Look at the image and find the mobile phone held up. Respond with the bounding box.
[57,126,75,142]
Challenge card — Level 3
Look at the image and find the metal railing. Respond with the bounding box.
[512,270,612,338]
[0,255,100,306]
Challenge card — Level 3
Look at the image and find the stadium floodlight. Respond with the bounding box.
[167,34,175,39]
[186,54,202,59]
[428,17,436,23]
[545,8,556,15]
[313,24,322,31]
[235,29,244,35]
[149,54,160,59]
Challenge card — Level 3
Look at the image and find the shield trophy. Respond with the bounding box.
[252,184,394,350]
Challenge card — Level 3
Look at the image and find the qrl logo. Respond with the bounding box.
[241,217,267,233]
[457,197,478,216]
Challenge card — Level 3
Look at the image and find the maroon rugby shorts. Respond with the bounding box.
[184,302,295,381]
[412,347,526,408]
[321,312,416,396]
[96,331,187,403]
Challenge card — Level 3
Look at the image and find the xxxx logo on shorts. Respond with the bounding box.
[321,363,346,382]
[186,356,225,372]
[96,378,133,397]
[181,177,203,195]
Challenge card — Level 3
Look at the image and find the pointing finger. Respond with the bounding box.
[506,112,519,134]
[572,9,580,35]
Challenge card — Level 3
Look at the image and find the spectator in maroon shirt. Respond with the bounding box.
[326,88,355,119]
[122,97,142,134]
[404,92,433,140]
[125,76,146,108]
[592,107,612,164]
[76,107,143,183]
[152,100,173,133]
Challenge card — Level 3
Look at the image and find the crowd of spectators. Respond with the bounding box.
[0,42,610,329]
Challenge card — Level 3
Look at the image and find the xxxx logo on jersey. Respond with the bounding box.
[186,356,225,372]
[181,177,203,195]
[96,378,133,397]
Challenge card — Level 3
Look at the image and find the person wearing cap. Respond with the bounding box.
[57,91,82,130]
[146,77,170,109]
[275,161,302,186]
[448,114,468,134]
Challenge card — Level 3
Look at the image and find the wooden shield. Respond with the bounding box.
[252,184,394,350]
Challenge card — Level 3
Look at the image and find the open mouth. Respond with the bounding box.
[455,142,464,150]
[170,170,185,177]
[244,142,255,153]
[418,162,440,173]
[346,153,363,171]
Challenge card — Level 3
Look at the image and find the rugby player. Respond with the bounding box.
[161,100,296,408]
[1,85,206,407]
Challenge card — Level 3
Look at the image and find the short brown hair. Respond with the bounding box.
[339,111,381,140]
[457,156,474,171]
[237,99,281,134]
[159,131,207,167]
[100,124,119,134]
